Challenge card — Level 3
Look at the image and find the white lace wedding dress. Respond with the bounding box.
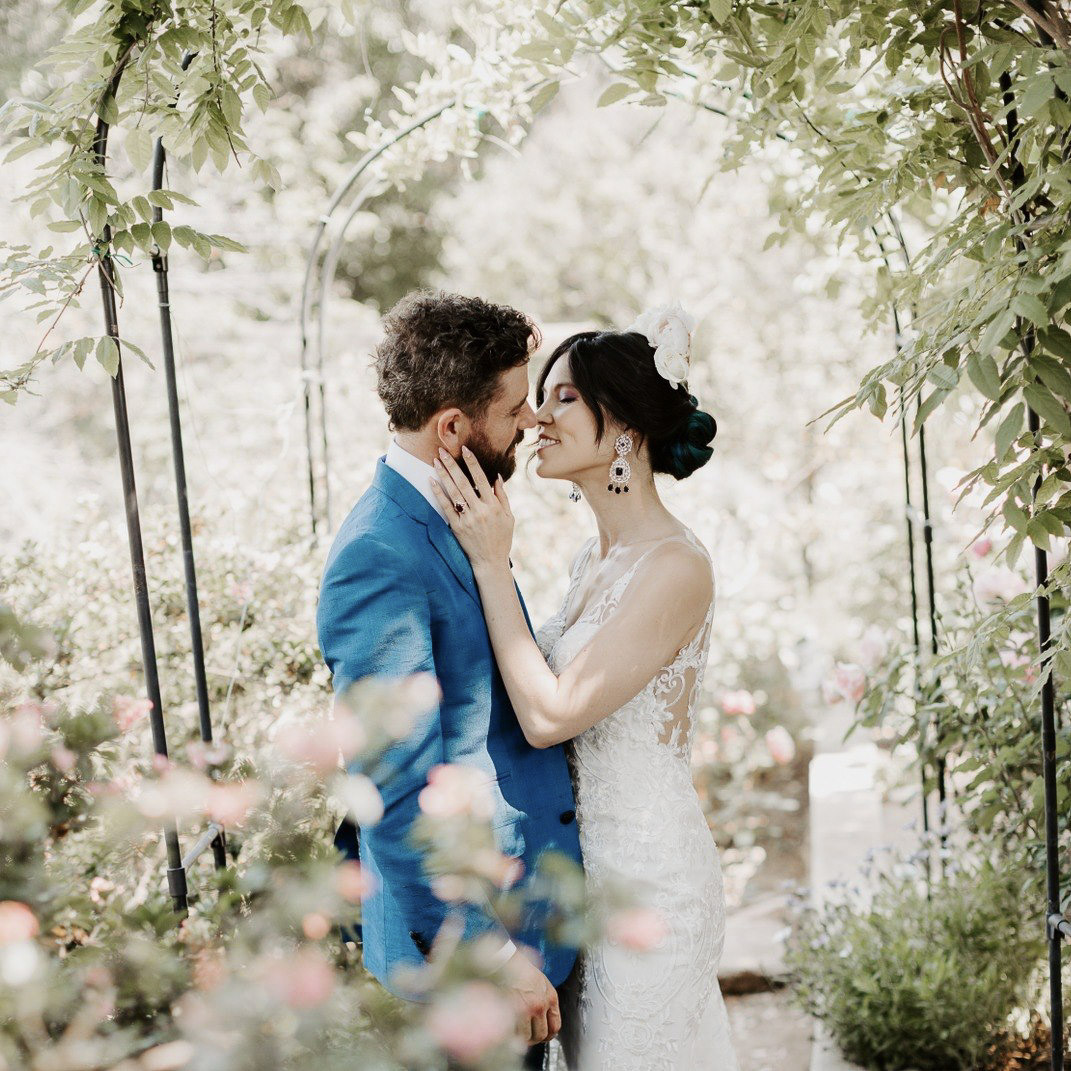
[535,529,740,1071]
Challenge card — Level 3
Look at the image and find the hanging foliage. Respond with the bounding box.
[0,0,338,401]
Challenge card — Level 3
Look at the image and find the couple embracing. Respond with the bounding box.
[316,291,740,1071]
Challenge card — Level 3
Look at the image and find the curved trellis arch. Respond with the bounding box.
[78,46,1067,1068]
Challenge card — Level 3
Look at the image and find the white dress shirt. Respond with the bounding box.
[385,437,448,521]
[382,437,518,969]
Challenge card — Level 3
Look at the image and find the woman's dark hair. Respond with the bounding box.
[535,331,717,480]
[374,290,540,430]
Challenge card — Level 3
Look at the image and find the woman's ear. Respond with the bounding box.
[434,408,469,456]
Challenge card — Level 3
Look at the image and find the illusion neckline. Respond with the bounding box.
[559,528,705,636]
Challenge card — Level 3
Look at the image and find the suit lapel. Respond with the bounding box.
[425,520,481,607]
[372,458,481,609]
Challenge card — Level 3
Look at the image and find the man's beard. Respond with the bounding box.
[464,425,524,485]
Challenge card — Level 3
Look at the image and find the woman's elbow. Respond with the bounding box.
[521,713,561,750]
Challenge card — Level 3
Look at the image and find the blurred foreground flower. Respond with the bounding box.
[419,763,495,820]
[262,947,337,1009]
[606,907,669,951]
[0,901,38,944]
[425,981,516,1066]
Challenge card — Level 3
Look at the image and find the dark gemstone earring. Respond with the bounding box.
[608,433,633,494]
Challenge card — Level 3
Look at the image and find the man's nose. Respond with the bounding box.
[518,402,538,430]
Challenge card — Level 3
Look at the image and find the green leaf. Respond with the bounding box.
[1003,499,1029,533]
[928,363,959,390]
[1023,384,1071,436]
[1031,354,1071,402]
[72,336,93,371]
[710,0,732,22]
[597,83,634,107]
[96,335,119,376]
[914,389,949,429]
[995,402,1024,460]
[966,352,1002,401]
[979,309,1016,355]
[47,219,83,233]
[529,80,560,114]
[1019,71,1055,118]
[1039,326,1071,362]
[151,221,172,251]
[252,81,271,113]
[1012,293,1049,328]
[124,127,155,174]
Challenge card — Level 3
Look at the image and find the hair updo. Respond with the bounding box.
[535,330,717,480]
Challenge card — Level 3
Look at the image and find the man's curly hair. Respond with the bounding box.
[373,291,540,431]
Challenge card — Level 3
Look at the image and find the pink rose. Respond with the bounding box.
[0,902,38,945]
[426,982,515,1065]
[765,726,796,766]
[606,907,669,951]
[721,690,756,717]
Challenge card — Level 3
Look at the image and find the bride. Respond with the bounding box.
[430,304,739,1071]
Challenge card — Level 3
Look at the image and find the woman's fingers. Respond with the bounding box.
[460,445,494,501]
[429,476,464,524]
[436,448,479,508]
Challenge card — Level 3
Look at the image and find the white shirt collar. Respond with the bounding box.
[385,438,448,522]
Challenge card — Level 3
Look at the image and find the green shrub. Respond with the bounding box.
[786,858,1045,1071]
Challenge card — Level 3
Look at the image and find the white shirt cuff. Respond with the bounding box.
[485,936,518,969]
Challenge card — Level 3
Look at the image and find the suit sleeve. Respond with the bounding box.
[316,535,510,950]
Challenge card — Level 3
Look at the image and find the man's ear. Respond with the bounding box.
[434,408,470,456]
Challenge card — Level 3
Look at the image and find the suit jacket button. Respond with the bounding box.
[559,809,576,824]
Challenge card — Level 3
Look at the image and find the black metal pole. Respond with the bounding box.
[1001,49,1066,1066]
[871,221,931,837]
[915,408,948,847]
[150,61,226,869]
[91,70,188,916]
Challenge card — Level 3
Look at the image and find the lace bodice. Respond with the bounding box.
[535,528,715,765]
[536,528,738,1071]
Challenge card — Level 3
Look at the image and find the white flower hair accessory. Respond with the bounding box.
[625,301,697,389]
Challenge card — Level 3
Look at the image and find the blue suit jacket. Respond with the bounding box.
[316,459,582,997]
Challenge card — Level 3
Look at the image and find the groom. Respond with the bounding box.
[316,291,583,1063]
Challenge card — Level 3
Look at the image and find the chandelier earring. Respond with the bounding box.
[569,482,582,503]
[608,433,633,494]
